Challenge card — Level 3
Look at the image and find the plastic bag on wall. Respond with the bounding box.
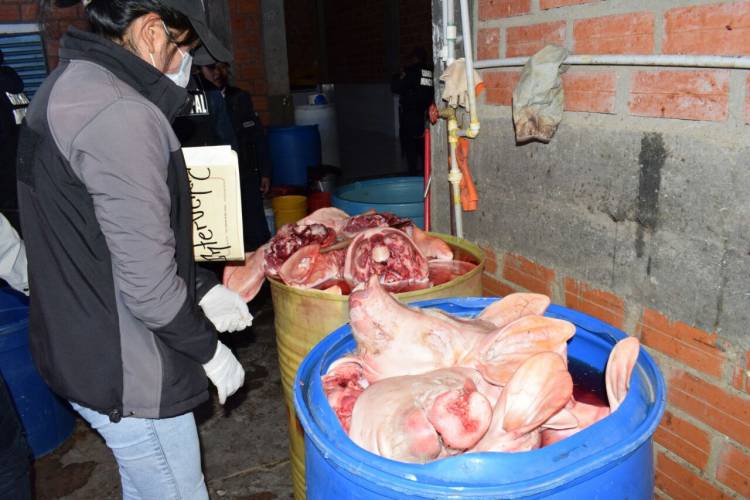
[512,45,569,143]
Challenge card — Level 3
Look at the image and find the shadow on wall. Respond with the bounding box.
[333,83,409,182]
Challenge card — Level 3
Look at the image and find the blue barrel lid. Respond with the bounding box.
[294,297,666,498]
[332,176,425,228]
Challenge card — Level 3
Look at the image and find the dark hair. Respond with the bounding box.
[84,0,198,45]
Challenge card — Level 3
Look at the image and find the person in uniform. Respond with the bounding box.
[200,61,271,251]
[16,1,253,498]
[391,46,434,176]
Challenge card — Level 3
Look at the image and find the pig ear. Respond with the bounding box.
[605,337,640,413]
[325,355,365,376]
[501,352,574,434]
[423,328,451,353]
[478,293,551,329]
[477,316,576,386]
[542,408,578,430]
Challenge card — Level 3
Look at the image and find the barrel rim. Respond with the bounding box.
[334,176,423,206]
[293,297,667,498]
[268,232,485,303]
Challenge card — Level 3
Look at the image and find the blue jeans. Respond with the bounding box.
[71,403,208,500]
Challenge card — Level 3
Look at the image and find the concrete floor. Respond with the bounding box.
[32,292,294,500]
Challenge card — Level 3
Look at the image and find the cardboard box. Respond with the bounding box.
[183,146,245,262]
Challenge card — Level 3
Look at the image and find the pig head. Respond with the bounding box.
[475,315,576,386]
[347,275,494,381]
[348,368,493,463]
[277,244,345,290]
[541,337,641,446]
[348,275,462,380]
[477,293,551,329]
[471,352,575,453]
[223,245,269,302]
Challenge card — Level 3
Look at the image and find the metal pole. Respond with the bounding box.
[474,54,750,70]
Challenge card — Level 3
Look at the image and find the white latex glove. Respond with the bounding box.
[199,284,253,332]
[440,58,483,111]
[203,341,245,404]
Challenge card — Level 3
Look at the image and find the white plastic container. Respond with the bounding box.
[294,104,340,167]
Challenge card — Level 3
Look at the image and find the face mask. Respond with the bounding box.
[162,22,193,88]
[165,47,192,87]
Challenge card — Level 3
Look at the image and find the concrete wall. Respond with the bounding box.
[431,1,750,497]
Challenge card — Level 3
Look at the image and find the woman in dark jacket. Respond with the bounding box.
[17,2,252,498]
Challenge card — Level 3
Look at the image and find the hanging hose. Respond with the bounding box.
[456,138,478,211]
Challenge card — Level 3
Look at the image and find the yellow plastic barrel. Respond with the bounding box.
[272,195,308,230]
[269,233,485,500]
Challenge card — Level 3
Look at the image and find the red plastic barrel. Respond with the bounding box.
[307,191,332,214]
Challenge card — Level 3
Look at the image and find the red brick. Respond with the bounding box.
[668,369,750,448]
[629,70,729,122]
[506,21,566,58]
[638,308,725,378]
[653,411,711,469]
[0,5,20,19]
[479,0,531,20]
[502,254,555,296]
[19,3,38,20]
[482,274,518,298]
[664,2,750,56]
[564,278,624,328]
[732,351,750,393]
[477,28,500,60]
[656,453,732,499]
[483,70,521,106]
[717,441,750,497]
[573,12,654,54]
[480,246,498,274]
[541,0,596,8]
[561,70,616,114]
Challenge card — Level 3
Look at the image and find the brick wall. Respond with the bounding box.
[326,0,389,83]
[286,0,432,85]
[477,0,750,123]
[467,1,750,498]
[399,0,433,67]
[469,0,750,499]
[0,1,270,123]
[226,0,269,124]
[284,0,319,88]
[0,1,89,69]
[481,249,749,498]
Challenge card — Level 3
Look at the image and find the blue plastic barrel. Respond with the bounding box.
[332,177,425,228]
[268,125,322,187]
[294,297,666,499]
[0,288,75,458]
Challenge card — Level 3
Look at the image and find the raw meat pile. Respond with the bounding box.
[322,276,641,463]
[223,207,473,301]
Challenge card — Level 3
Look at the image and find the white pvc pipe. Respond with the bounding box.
[459,0,479,133]
[446,0,456,64]
[442,0,449,64]
[448,138,464,239]
[474,54,750,69]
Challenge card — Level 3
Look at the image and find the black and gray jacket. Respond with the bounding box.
[16,28,219,421]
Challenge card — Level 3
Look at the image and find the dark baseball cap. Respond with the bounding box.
[160,0,233,64]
